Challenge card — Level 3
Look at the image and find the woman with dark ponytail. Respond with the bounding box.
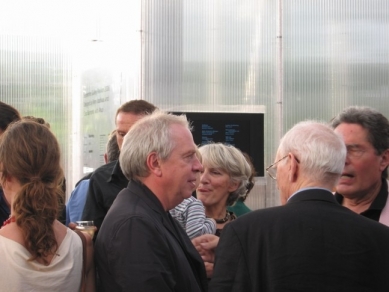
[0,120,95,291]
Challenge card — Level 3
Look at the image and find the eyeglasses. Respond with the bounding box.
[346,145,366,159]
[266,155,288,180]
[266,155,300,180]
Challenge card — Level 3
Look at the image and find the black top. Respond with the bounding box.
[0,189,10,225]
[335,178,388,221]
[81,160,128,231]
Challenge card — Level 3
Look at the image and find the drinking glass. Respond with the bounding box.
[75,220,95,238]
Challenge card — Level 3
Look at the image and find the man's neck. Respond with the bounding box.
[341,184,381,214]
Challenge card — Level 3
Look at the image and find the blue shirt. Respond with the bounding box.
[66,179,90,225]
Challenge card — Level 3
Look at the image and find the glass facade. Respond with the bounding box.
[1,0,388,209]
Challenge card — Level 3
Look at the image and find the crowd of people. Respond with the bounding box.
[1,99,389,291]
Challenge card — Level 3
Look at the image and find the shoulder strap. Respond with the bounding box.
[74,229,87,292]
[378,180,389,227]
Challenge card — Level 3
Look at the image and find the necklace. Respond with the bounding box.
[214,211,231,224]
[2,216,15,228]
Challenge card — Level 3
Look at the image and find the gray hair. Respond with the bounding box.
[331,106,389,178]
[278,120,346,184]
[198,143,253,206]
[119,110,191,179]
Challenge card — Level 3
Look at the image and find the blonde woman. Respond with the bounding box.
[197,143,254,236]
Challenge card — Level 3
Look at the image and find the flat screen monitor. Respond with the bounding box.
[171,112,264,176]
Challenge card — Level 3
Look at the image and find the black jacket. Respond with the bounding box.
[210,189,389,292]
[95,180,208,292]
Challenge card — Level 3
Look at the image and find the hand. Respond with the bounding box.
[192,234,219,263]
[68,222,97,239]
[68,222,77,230]
[204,262,214,278]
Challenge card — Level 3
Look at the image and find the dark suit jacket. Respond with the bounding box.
[210,189,389,292]
[95,180,208,292]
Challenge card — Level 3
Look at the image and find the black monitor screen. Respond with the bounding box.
[171,112,264,176]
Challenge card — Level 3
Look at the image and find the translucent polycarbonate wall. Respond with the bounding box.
[0,1,96,196]
[0,1,142,197]
[1,1,388,209]
[141,0,278,208]
[0,35,73,193]
[142,0,277,109]
[282,0,389,128]
[141,0,389,208]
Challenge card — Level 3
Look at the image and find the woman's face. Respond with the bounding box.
[196,165,238,209]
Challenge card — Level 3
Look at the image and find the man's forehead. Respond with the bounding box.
[116,112,144,123]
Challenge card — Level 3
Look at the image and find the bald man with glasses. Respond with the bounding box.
[207,120,389,292]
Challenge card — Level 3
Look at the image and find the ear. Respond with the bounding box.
[288,153,299,183]
[146,152,162,177]
[5,173,13,183]
[379,149,389,172]
[228,180,239,193]
[103,153,108,164]
[1,173,14,189]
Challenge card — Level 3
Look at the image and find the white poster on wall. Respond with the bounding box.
[81,68,119,174]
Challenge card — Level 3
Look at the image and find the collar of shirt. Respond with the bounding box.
[288,187,332,202]
[107,160,128,183]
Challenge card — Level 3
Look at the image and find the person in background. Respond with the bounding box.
[22,115,51,128]
[170,149,217,239]
[0,101,21,225]
[0,101,21,136]
[331,106,389,225]
[82,99,157,232]
[104,129,120,165]
[209,120,389,291]
[196,143,253,237]
[95,111,208,291]
[227,152,256,217]
[0,120,95,291]
[66,129,119,225]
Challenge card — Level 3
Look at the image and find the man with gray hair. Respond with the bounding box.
[331,106,389,225]
[95,110,208,291]
[209,121,389,291]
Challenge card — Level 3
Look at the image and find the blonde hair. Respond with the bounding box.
[198,143,253,206]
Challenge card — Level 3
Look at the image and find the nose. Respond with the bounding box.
[344,153,351,165]
[193,156,203,172]
[199,170,209,184]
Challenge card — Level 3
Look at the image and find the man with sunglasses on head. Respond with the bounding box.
[331,106,389,226]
